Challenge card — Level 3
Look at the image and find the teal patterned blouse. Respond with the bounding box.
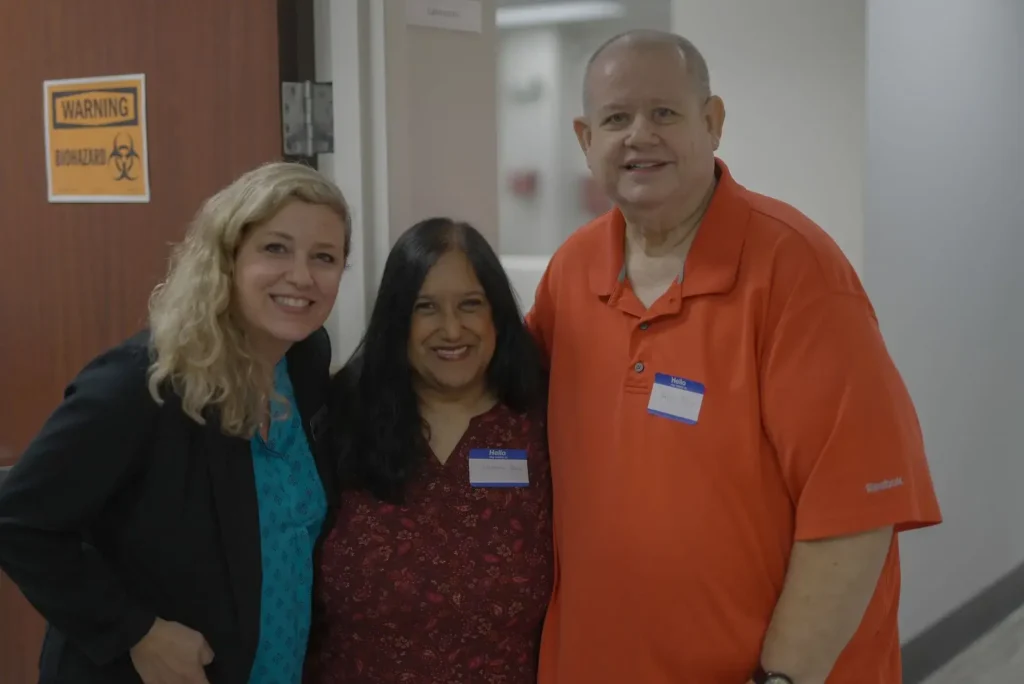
[247,358,327,684]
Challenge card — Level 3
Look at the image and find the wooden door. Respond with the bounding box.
[0,2,313,681]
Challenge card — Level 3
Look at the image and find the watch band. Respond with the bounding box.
[753,665,794,684]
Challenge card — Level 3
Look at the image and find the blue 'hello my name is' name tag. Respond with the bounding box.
[647,373,705,425]
[468,448,529,487]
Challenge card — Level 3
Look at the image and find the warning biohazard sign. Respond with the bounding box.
[43,73,150,203]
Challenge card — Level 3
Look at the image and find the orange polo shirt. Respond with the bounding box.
[527,160,941,684]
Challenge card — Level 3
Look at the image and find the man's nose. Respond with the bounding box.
[625,117,658,145]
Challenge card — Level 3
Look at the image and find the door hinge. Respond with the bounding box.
[281,81,334,157]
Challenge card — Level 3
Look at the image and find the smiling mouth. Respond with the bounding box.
[624,162,669,171]
[271,295,314,310]
[433,345,470,361]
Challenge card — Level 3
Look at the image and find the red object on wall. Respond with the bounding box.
[581,175,611,216]
[508,169,538,198]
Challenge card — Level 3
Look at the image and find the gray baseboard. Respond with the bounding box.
[902,560,1024,682]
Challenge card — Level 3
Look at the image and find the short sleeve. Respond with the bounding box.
[525,262,557,363]
[760,292,942,541]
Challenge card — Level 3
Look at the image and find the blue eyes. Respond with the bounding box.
[263,243,336,263]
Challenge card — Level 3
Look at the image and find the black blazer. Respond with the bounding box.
[0,329,337,684]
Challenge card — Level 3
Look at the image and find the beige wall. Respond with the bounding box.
[319,0,500,364]
[381,0,500,245]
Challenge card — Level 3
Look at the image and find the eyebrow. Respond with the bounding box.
[265,231,340,250]
[597,99,684,114]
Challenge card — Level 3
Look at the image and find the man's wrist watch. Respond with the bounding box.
[753,665,794,684]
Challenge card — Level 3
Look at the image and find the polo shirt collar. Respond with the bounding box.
[588,158,750,300]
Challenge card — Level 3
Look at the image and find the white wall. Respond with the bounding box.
[498,28,563,255]
[316,0,369,366]
[671,0,866,272]
[865,0,1024,640]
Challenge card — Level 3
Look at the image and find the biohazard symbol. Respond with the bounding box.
[109,133,140,181]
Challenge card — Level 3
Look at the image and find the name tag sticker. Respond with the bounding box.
[647,373,705,425]
[468,448,529,487]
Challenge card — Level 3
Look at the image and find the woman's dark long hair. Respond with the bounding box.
[331,218,546,503]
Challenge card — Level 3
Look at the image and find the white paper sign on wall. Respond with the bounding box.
[405,0,482,33]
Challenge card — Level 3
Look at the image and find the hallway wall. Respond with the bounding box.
[672,0,866,271]
[865,0,1024,640]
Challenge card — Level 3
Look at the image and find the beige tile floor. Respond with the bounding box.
[922,604,1024,683]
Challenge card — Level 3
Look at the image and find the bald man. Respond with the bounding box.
[526,30,941,684]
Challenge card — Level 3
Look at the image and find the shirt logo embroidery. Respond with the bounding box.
[865,477,904,494]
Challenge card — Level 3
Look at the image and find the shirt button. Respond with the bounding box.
[634,361,645,373]
[639,322,650,330]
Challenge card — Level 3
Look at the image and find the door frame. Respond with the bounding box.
[312,0,375,368]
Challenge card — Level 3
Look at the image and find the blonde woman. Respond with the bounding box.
[0,162,350,684]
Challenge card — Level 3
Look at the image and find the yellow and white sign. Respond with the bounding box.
[43,73,150,203]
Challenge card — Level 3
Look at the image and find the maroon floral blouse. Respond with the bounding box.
[305,403,553,684]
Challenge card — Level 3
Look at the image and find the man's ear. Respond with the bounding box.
[573,116,592,156]
[704,95,726,151]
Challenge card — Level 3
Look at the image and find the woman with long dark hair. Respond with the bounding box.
[305,218,552,684]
